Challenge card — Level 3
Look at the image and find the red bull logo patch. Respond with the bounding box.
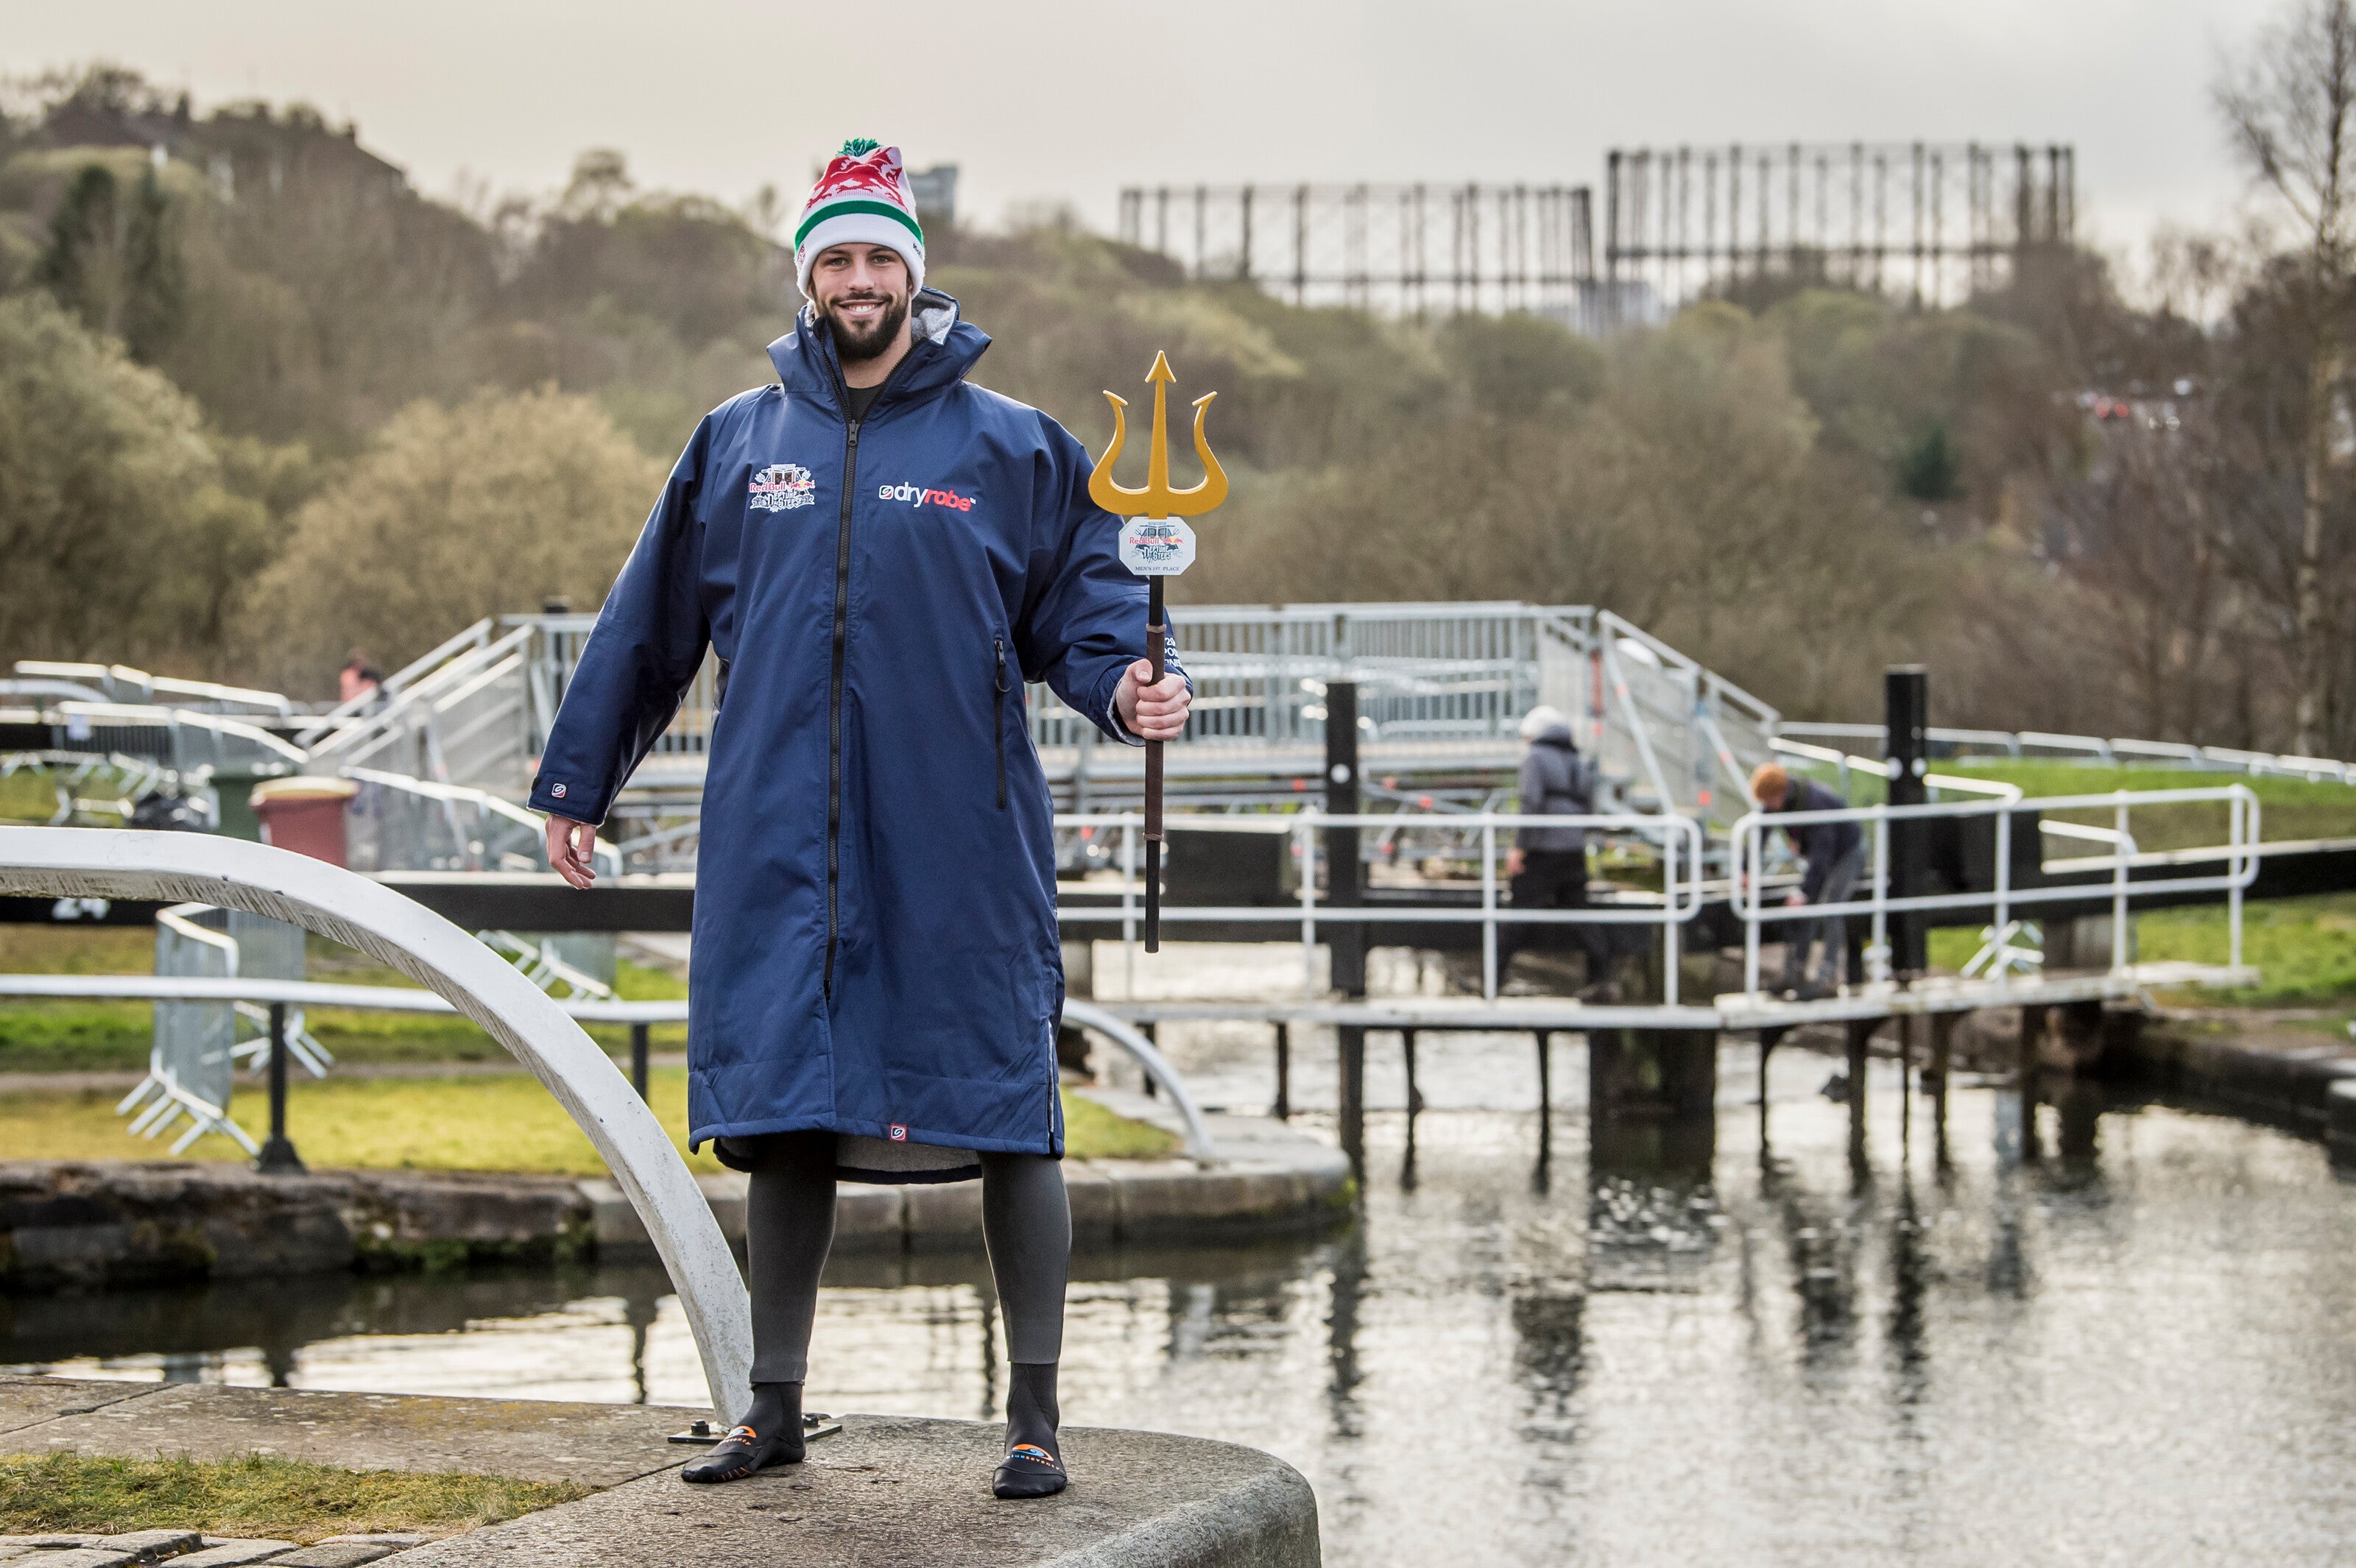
[750,463,816,512]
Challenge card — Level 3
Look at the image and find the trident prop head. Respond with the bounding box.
[1089,351,1228,520]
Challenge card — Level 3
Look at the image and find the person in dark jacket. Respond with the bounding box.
[1501,706,1615,999]
[1750,763,1866,997]
[534,141,1190,1499]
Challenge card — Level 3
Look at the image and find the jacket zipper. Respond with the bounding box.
[825,415,858,998]
[822,343,917,999]
[993,638,1009,811]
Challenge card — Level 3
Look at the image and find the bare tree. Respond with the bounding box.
[2218,0,2356,752]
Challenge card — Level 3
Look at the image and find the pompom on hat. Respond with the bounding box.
[795,138,925,297]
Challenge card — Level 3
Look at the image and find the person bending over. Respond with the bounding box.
[1748,763,1864,1000]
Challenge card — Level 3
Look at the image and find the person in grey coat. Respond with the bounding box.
[1501,706,1615,999]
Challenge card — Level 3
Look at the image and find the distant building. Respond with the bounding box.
[907,164,958,230]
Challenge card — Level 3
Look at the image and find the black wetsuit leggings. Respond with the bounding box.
[736,1131,1071,1382]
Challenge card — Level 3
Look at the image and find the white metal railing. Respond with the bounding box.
[341,766,621,877]
[1062,811,1707,1004]
[513,604,1786,830]
[306,624,534,791]
[293,619,496,746]
[1777,721,2356,785]
[15,662,292,720]
[1731,785,2262,997]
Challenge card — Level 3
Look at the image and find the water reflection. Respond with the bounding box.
[15,1044,2356,1567]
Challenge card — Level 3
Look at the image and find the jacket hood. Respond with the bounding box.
[766,287,988,415]
[1531,724,1579,749]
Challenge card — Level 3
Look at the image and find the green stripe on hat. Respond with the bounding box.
[795,198,925,250]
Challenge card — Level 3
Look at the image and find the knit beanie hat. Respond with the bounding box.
[794,138,925,297]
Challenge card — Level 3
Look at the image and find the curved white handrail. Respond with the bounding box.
[0,827,751,1426]
[1060,1000,1216,1161]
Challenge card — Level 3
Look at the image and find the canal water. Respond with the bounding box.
[11,1013,2356,1564]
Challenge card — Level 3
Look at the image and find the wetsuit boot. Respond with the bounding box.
[992,1360,1067,1499]
[682,1380,804,1483]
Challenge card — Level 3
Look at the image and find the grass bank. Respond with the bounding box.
[0,925,688,1075]
[0,1451,585,1544]
[0,1073,1175,1173]
[1798,759,2356,853]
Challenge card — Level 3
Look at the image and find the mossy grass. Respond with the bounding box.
[1923,891,2356,1009]
[0,1450,586,1543]
[0,1072,1175,1173]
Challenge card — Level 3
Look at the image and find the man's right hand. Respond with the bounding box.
[546,814,598,889]
[1505,848,1526,877]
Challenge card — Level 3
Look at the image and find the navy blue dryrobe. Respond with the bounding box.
[527,290,1176,1163]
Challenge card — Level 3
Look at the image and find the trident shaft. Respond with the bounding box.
[1089,351,1227,953]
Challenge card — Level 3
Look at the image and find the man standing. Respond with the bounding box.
[1747,763,1865,999]
[534,140,1190,1499]
[1500,705,1615,1000]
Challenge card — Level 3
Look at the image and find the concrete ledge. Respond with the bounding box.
[2115,1023,2356,1136]
[0,1115,1350,1293]
[0,1164,592,1294]
[584,1111,1353,1258]
[392,1413,1320,1568]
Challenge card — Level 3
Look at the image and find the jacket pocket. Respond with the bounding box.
[993,637,1010,810]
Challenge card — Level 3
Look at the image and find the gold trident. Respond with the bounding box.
[1088,350,1228,518]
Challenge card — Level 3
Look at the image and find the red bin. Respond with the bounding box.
[250,776,359,867]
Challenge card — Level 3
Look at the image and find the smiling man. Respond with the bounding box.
[532,139,1190,1500]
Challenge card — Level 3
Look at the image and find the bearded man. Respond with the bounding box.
[534,139,1191,1499]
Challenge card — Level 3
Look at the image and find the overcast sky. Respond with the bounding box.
[1,0,2286,278]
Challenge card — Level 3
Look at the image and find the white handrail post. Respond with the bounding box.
[2112,791,2130,975]
[1994,807,2012,975]
[2229,789,2246,971]
[1662,822,1679,1007]
[1871,806,1889,986]
[1299,810,1319,1000]
[1481,817,1498,1002]
[1740,815,1762,997]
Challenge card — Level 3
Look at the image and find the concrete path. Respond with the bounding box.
[392,1414,1319,1568]
[0,1380,1321,1567]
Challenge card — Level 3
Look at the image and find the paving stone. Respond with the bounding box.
[170,1543,300,1567]
[96,1530,204,1560]
[0,1537,102,1550]
[266,1547,399,1567]
[313,1539,430,1550]
[25,1384,694,1488]
[0,1377,154,1437]
[21,1550,141,1568]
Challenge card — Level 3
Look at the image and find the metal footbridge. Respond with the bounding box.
[7,601,2355,1014]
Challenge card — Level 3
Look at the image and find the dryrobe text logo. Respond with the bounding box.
[749,462,817,512]
[878,481,975,512]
